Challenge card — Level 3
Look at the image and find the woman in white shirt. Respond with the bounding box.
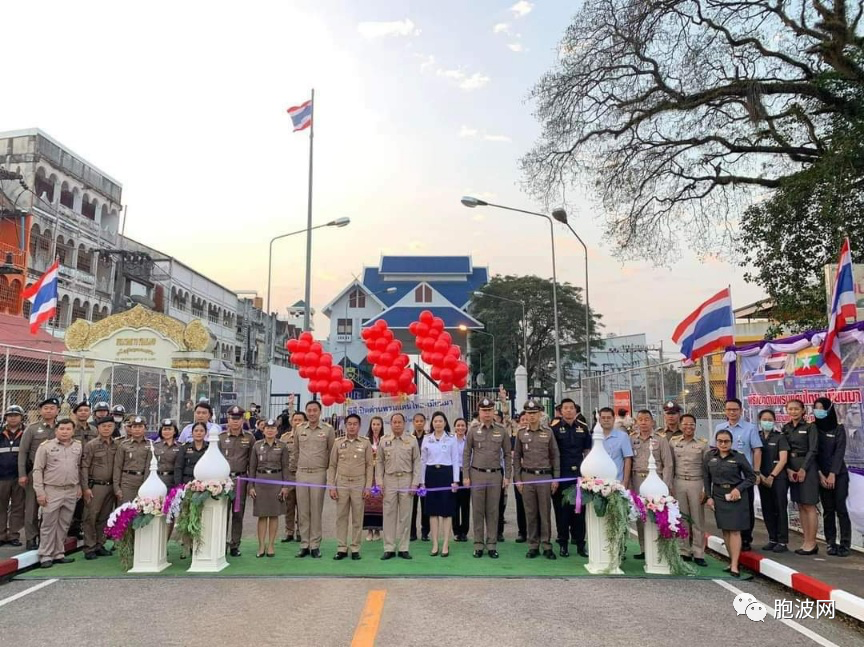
[420,411,460,557]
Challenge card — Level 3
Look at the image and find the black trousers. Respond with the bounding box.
[454,469,470,536]
[68,498,85,536]
[552,487,586,547]
[758,477,789,544]
[497,489,508,535]
[514,483,526,537]
[820,472,852,548]
[743,487,755,545]
[411,494,429,539]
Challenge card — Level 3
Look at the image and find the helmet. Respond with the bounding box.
[111,405,126,416]
[4,405,25,417]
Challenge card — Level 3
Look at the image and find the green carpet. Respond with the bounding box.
[18,538,732,579]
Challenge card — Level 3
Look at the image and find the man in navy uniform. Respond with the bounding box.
[550,398,591,557]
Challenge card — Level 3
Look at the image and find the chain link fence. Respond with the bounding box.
[0,343,266,428]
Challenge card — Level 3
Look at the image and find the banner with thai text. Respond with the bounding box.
[345,392,464,435]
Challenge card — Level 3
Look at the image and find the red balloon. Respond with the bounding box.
[309,342,323,355]
[397,354,410,368]
[374,320,388,330]
[286,338,299,352]
[300,331,314,342]
[434,339,449,353]
[419,310,434,323]
[330,366,343,380]
[368,350,382,364]
[329,381,343,395]
[308,380,321,393]
[290,352,303,365]
[416,322,430,337]
[335,394,346,404]
[315,365,330,379]
[447,346,461,358]
[443,355,457,369]
[381,379,397,393]
[420,351,433,365]
[454,362,469,379]
[427,327,441,339]
[431,317,445,330]
[319,353,333,366]
[405,383,417,395]
[341,379,354,393]
[408,322,419,335]
[382,330,394,342]
[387,365,401,379]
[430,366,442,380]
[297,339,311,353]
[373,365,387,378]
[321,394,335,407]
[439,382,453,392]
[439,332,452,345]
[440,368,454,383]
[430,352,444,366]
[416,337,431,351]
[374,337,388,351]
[398,369,413,386]
[454,376,467,389]
[379,352,394,365]
[304,353,320,367]
[298,366,309,379]
[385,341,400,355]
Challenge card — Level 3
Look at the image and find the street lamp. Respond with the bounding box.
[461,196,562,401]
[459,324,495,387]
[342,286,397,369]
[266,217,350,361]
[551,208,592,414]
[473,289,527,368]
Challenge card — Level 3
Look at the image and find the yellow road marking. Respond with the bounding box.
[351,589,387,647]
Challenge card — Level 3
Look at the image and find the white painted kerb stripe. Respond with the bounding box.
[0,579,57,608]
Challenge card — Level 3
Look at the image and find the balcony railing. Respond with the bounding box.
[0,241,26,270]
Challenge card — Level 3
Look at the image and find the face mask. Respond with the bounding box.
[760,420,775,432]
[813,409,829,420]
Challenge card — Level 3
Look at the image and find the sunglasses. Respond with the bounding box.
[716,439,732,444]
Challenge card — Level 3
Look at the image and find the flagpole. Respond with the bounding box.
[302,88,315,331]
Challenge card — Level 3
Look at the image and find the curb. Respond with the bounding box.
[706,534,864,622]
[0,537,82,578]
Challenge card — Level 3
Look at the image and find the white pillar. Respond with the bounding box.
[514,365,528,412]
[642,519,671,575]
[584,504,623,574]
[188,497,230,573]
[129,519,171,573]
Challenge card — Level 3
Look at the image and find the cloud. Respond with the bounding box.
[493,22,511,35]
[415,53,437,71]
[435,68,491,91]
[483,134,511,142]
[357,19,420,39]
[510,1,534,18]
[507,42,526,53]
[459,125,479,138]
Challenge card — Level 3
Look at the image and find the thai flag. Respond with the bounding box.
[819,238,856,383]
[22,259,59,334]
[287,99,313,132]
[672,288,735,362]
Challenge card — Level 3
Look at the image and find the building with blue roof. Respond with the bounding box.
[322,256,487,383]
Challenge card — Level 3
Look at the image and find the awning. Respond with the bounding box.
[0,314,67,360]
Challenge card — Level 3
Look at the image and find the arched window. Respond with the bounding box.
[60,182,74,209]
[34,168,54,203]
[71,298,87,324]
[77,244,92,273]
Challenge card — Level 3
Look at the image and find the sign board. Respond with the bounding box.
[612,390,632,415]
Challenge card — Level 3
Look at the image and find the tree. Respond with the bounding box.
[468,274,602,392]
[522,0,864,259]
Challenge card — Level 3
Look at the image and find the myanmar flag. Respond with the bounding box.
[794,348,822,376]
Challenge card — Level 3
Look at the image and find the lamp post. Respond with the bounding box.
[459,325,495,387]
[461,196,562,401]
[342,286,397,369]
[473,290,527,369]
[551,208,593,415]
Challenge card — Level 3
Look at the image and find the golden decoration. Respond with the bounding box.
[60,374,75,393]
[171,358,212,369]
[183,319,213,352]
[65,320,91,350]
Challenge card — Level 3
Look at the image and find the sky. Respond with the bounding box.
[2,0,766,352]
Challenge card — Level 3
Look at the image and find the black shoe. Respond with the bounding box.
[352,552,361,561]
[6,539,21,547]
[421,535,430,542]
[95,546,112,557]
[488,550,499,559]
[229,547,241,557]
[410,535,418,542]
[762,542,777,551]
[473,549,484,558]
[333,552,348,560]
[543,549,557,560]
[682,555,693,562]
[723,566,732,573]
[838,546,850,557]
[730,570,753,580]
[295,548,310,558]
[85,552,98,560]
[398,551,412,559]
[26,540,37,551]
[576,546,589,558]
[559,546,569,557]
[772,544,788,553]
[55,557,75,564]
[497,534,506,542]
[826,544,838,556]
[40,560,53,569]
[281,536,294,543]
[741,542,752,552]
[257,552,265,558]
[380,552,395,560]
[515,535,527,544]
[634,553,645,560]
[694,558,708,567]
[310,549,321,558]
[526,549,539,558]
[795,547,818,555]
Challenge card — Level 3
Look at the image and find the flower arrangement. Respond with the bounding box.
[174,478,235,553]
[162,485,186,524]
[104,496,166,570]
[637,494,696,576]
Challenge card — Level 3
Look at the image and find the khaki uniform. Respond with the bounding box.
[80,437,118,553]
[514,426,560,551]
[32,438,82,563]
[112,437,152,503]
[657,426,683,442]
[327,436,374,554]
[377,434,422,553]
[670,435,707,558]
[153,441,182,489]
[463,421,512,550]
[0,426,25,542]
[249,440,290,517]
[630,432,674,551]
[218,429,255,549]
[291,421,335,550]
[280,430,298,538]
[18,420,56,544]
[69,421,98,535]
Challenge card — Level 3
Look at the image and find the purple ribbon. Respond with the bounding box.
[574,478,583,513]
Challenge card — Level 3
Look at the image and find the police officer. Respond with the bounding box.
[755,409,789,554]
[463,398,511,558]
[18,397,59,550]
[175,422,208,484]
[69,400,97,539]
[290,401,335,558]
[219,405,255,557]
[32,418,82,568]
[378,413,421,560]
[327,413,374,560]
[80,416,119,560]
[630,409,674,558]
[514,400,560,559]
[670,413,708,566]
[92,401,111,423]
[658,402,684,440]
[113,416,152,503]
[550,398,591,557]
[154,419,182,490]
[0,405,25,546]
[110,404,126,438]
[280,411,304,542]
